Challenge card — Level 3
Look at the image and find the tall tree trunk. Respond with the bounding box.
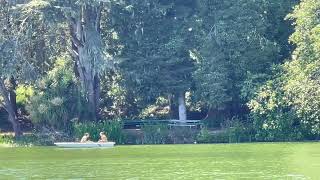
[178,91,187,121]
[69,3,104,121]
[9,76,18,115]
[0,78,22,137]
[8,109,22,137]
[168,94,178,119]
[94,74,100,119]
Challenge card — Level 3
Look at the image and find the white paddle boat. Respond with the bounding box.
[54,142,115,148]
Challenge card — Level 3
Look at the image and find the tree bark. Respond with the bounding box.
[168,94,178,119]
[94,74,100,119]
[178,91,187,121]
[69,3,104,121]
[0,78,22,137]
[8,109,22,137]
[9,76,18,115]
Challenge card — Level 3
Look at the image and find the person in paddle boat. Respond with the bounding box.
[98,132,108,142]
[80,133,92,143]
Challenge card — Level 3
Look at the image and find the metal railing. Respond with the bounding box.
[123,119,203,129]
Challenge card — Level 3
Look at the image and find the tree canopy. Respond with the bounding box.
[1,0,319,141]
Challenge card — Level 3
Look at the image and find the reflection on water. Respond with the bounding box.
[0,143,319,179]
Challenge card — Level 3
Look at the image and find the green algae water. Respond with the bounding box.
[0,143,319,179]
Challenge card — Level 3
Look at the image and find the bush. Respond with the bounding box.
[168,127,198,144]
[140,123,200,144]
[73,120,125,144]
[196,128,229,144]
[0,135,15,145]
[196,127,211,143]
[0,127,75,146]
[26,56,85,133]
[0,134,45,146]
[252,111,307,142]
[197,117,254,144]
[141,123,169,144]
[225,118,254,143]
[248,62,320,141]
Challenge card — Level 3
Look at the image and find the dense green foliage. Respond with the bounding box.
[0,0,319,143]
[26,56,83,130]
[249,0,320,141]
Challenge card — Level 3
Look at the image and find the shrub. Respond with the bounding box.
[0,134,47,146]
[0,135,15,145]
[141,123,169,144]
[197,117,254,144]
[252,111,306,142]
[26,56,86,133]
[168,127,198,144]
[225,117,254,143]
[196,128,229,144]
[196,127,211,143]
[248,62,320,141]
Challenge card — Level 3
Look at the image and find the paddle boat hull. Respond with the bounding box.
[54,142,115,148]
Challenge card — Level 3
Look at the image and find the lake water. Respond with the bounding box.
[0,143,319,179]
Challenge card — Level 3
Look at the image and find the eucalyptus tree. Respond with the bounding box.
[62,0,111,120]
[22,0,114,120]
